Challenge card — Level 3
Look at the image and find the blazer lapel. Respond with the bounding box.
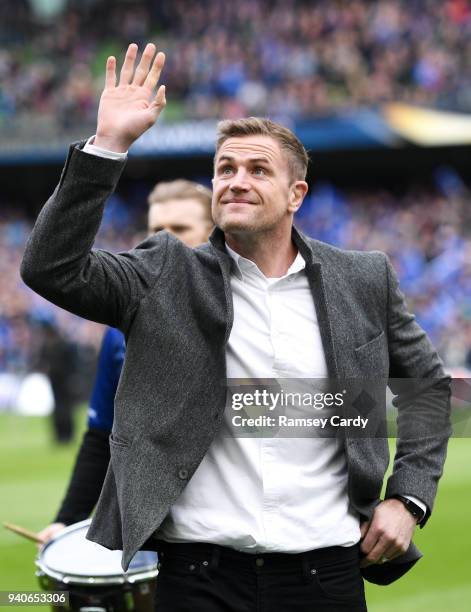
[292,227,339,379]
[209,227,235,345]
[305,261,339,379]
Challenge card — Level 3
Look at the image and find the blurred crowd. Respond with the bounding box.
[1,0,471,137]
[1,172,470,387]
[297,171,471,371]
[0,196,145,416]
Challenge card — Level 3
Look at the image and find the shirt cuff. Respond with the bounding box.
[403,494,427,520]
[82,135,128,160]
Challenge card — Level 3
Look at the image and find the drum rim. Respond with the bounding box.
[36,519,158,585]
[36,567,158,586]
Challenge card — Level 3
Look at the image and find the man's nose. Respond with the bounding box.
[229,168,250,191]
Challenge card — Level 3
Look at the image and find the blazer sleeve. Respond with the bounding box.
[383,254,452,526]
[20,143,169,331]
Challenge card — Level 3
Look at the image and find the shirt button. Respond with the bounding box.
[255,558,264,567]
[178,468,189,479]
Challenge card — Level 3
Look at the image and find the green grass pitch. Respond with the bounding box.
[0,411,469,611]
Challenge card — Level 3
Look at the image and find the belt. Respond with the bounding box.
[154,540,360,573]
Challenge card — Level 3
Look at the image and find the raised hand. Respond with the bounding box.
[94,43,166,153]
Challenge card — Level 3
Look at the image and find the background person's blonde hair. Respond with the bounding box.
[147,179,213,222]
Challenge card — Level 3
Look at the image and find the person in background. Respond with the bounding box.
[37,179,213,541]
[37,321,78,444]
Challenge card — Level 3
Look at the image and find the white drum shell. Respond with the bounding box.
[36,519,158,586]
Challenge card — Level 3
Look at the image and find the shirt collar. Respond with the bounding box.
[225,242,306,281]
[210,225,317,263]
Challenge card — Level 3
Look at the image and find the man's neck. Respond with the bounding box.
[225,229,298,278]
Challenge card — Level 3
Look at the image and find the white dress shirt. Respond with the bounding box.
[156,245,361,552]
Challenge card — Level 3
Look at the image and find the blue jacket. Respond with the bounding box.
[88,327,125,432]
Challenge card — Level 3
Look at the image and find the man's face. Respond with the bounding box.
[148,198,212,248]
[212,135,307,236]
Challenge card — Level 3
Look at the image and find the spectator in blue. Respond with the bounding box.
[38,178,213,541]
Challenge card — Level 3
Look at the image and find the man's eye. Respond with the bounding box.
[218,165,233,175]
[253,167,265,175]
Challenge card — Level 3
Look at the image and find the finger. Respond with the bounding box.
[150,84,166,117]
[144,51,166,91]
[105,56,116,89]
[36,533,48,548]
[380,543,400,562]
[133,43,156,86]
[359,521,370,540]
[359,525,379,556]
[382,537,409,562]
[364,537,388,565]
[119,43,138,85]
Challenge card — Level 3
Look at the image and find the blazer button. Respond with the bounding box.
[178,468,189,480]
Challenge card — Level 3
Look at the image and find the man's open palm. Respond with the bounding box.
[95,43,166,153]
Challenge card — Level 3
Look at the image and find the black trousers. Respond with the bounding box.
[154,540,368,611]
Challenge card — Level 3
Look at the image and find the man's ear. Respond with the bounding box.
[288,181,308,213]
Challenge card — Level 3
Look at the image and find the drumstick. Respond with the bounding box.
[3,522,43,544]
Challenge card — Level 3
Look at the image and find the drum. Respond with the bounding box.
[36,519,158,612]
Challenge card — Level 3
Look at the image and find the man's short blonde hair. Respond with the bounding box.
[147,179,212,222]
[215,117,309,182]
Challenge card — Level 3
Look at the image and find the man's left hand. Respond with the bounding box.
[359,498,417,567]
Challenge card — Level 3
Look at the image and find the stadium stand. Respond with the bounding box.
[1,0,471,145]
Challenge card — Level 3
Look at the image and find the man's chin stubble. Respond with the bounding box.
[218,215,287,237]
[218,219,269,235]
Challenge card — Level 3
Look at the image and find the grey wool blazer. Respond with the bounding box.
[21,143,451,586]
